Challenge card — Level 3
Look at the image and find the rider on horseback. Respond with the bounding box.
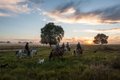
[66,42,70,51]
[55,43,60,51]
[77,42,82,50]
[73,42,83,56]
[25,42,30,56]
[49,43,64,60]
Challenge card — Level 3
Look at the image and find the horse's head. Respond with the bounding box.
[31,49,37,55]
[60,46,64,50]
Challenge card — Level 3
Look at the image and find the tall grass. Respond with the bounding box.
[0,45,120,80]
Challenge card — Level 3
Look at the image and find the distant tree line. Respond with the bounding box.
[18,41,33,44]
[0,41,11,43]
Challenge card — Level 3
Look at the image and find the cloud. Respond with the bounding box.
[0,12,10,16]
[44,1,120,24]
[0,0,20,4]
[62,37,93,44]
[28,0,45,4]
[108,36,120,44]
[1,0,120,24]
[84,28,120,33]
[89,5,120,24]
[44,11,101,24]
[0,0,30,16]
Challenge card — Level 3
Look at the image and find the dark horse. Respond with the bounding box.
[74,48,83,56]
[49,47,65,60]
[66,46,71,51]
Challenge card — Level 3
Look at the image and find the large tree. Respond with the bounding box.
[93,33,109,45]
[41,22,64,47]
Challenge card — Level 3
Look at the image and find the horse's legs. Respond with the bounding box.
[73,50,76,56]
[81,50,83,54]
[68,47,71,51]
[35,51,37,55]
[49,51,54,61]
[31,52,33,58]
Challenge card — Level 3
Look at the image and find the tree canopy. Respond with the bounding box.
[40,22,64,46]
[93,33,109,45]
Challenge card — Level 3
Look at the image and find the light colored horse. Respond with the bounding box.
[16,49,37,58]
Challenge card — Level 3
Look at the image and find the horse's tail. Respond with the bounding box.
[80,49,83,54]
[16,51,18,55]
[74,50,76,55]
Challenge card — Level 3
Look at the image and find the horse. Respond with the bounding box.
[16,49,37,58]
[49,47,65,60]
[66,46,71,51]
[73,48,83,56]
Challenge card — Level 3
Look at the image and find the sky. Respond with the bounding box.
[0,0,120,44]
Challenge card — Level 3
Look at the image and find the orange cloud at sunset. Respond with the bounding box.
[0,0,30,16]
[61,37,94,44]
[43,3,120,24]
[0,0,20,4]
[84,28,120,33]
[108,36,120,44]
[44,11,102,24]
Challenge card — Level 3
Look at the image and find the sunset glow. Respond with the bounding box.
[85,40,93,45]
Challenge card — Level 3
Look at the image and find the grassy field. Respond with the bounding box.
[0,45,120,80]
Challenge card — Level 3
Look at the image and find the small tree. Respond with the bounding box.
[40,22,64,47]
[93,33,109,51]
[93,33,108,45]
